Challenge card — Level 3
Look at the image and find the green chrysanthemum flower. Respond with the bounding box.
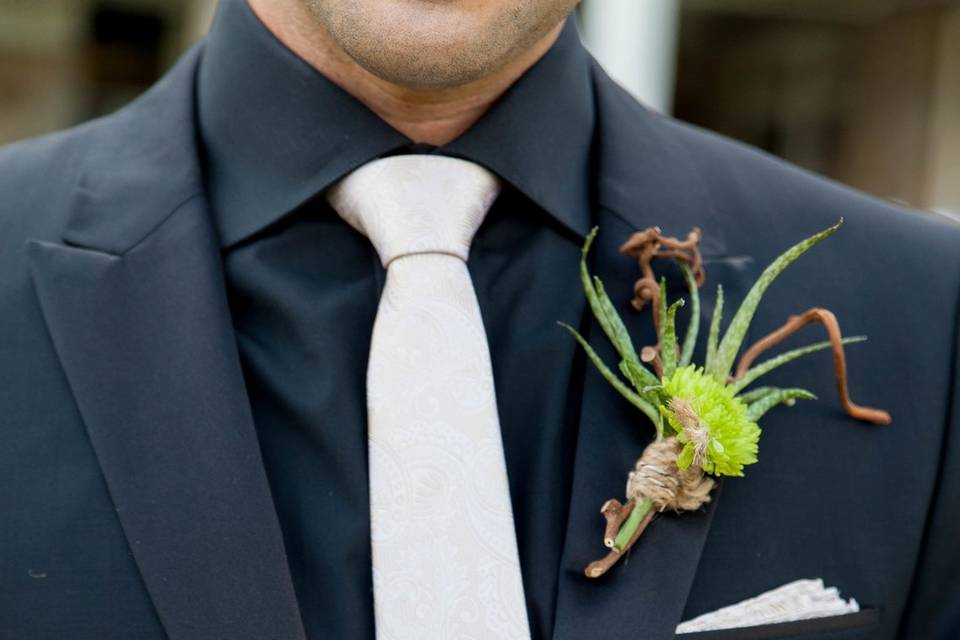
[660,365,761,477]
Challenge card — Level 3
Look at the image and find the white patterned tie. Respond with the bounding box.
[326,155,531,640]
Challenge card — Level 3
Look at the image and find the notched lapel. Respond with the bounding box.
[26,44,305,640]
[28,198,305,640]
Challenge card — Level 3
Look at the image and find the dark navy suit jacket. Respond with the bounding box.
[1,40,959,640]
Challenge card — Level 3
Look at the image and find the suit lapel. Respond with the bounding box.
[27,47,305,640]
[553,61,754,640]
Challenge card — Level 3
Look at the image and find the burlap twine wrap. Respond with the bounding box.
[625,436,715,511]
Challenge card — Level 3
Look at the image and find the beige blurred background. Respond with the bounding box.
[0,0,957,222]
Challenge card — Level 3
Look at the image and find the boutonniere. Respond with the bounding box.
[559,219,891,578]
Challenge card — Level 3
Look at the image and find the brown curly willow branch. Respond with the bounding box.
[734,307,892,425]
[619,226,705,315]
[619,227,705,377]
[583,498,656,578]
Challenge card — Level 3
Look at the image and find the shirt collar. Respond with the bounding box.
[198,0,594,248]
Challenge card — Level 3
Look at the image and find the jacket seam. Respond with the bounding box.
[119,190,205,257]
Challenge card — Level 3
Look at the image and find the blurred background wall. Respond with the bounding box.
[0,0,957,222]
[580,0,960,222]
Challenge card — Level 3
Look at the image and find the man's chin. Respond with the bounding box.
[306,0,574,90]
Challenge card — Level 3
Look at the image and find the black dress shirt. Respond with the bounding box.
[197,1,596,637]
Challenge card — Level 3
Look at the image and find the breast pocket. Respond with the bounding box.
[674,608,881,639]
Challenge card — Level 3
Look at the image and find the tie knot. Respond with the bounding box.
[326,155,501,267]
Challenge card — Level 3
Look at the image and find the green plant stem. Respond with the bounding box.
[614,497,653,552]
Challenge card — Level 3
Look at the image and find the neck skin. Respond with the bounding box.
[246,0,564,145]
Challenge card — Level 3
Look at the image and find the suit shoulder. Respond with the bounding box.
[0,121,100,247]
[0,120,97,186]
[651,112,960,268]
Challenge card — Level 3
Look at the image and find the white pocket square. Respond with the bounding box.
[675,578,860,634]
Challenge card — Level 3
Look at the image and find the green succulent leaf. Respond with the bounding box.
[730,335,866,394]
[679,262,701,368]
[579,227,658,390]
[558,322,662,431]
[736,386,779,404]
[657,276,668,342]
[578,230,618,349]
[708,220,843,381]
[593,277,638,358]
[661,299,685,379]
[705,284,724,373]
[619,360,662,399]
[746,387,818,421]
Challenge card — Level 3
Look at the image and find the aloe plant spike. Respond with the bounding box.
[661,299,685,379]
[619,360,662,403]
[746,388,817,421]
[578,229,616,347]
[657,277,668,343]
[593,277,658,388]
[709,220,843,381]
[678,262,700,368]
[558,322,662,429]
[578,228,659,389]
[730,335,866,394]
[705,284,724,372]
[736,386,779,404]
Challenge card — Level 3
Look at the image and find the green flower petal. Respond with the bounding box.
[677,443,695,471]
[661,365,762,477]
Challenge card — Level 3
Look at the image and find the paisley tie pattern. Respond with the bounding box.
[326,155,531,640]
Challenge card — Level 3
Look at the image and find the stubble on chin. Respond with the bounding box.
[300,0,576,89]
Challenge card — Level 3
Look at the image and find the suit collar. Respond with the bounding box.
[197,0,593,247]
[29,45,306,640]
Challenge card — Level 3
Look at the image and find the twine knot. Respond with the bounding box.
[625,437,715,512]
